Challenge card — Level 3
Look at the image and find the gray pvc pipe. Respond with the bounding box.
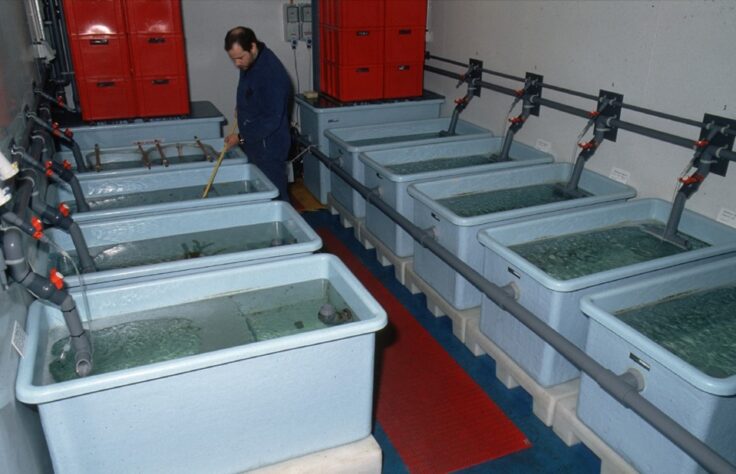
[301,137,736,474]
[68,223,95,273]
[31,132,91,212]
[2,227,92,376]
[425,64,736,163]
[498,128,515,162]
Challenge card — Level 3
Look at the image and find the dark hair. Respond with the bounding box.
[224,27,257,52]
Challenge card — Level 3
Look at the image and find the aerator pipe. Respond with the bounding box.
[2,227,92,377]
[427,54,736,134]
[299,136,736,474]
[425,63,736,163]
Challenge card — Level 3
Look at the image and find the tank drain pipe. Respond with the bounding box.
[11,143,90,213]
[9,166,96,273]
[1,224,92,377]
[498,73,543,162]
[30,133,91,212]
[297,134,736,474]
[443,60,483,136]
[26,112,88,171]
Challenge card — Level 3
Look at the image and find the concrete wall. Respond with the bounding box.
[424,0,736,222]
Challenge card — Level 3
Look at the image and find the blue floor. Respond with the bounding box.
[303,209,601,473]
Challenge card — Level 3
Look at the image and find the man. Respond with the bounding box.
[224,27,292,200]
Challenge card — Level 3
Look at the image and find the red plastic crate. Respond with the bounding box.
[135,75,189,117]
[383,62,423,98]
[384,26,425,63]
[326,0,384,28]
[124,0,183,34]
[329,27,384,66]
[78,77,137,120]
[385,0,427,27]
[329,63,384,102]
[129,34,186,76]
[69,34,132,78]
[63,0,127,35]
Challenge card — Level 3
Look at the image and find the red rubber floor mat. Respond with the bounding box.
[318,229,531,473]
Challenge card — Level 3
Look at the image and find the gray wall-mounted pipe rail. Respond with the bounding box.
[426,53,735,135]
[424,62,736,162]
[298,137,736,474]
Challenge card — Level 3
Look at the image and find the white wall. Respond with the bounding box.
[425,0,735,222]
[182,0,313,132]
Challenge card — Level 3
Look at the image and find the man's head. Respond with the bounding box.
[225,27,259,70]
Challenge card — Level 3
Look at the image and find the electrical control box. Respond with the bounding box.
[284,3,299,22]
[299,4,312,22]
[283,3,300,42]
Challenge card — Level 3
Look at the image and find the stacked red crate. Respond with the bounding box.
[125,0,189,117]
[64,0,137,119]
[383,0,427,99]
[320,0,385,102]
[319,0,426,102]
[63,0,190,121]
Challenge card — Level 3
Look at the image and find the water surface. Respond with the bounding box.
[510,222,708,280]
[48,280,354,382]
[615,285,736,378]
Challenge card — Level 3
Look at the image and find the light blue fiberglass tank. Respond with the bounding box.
[45,162,277,222]
[578,256,736,474]
[15,254,387,474]
[476,198,736,387]
[31,200,321,287]
[54,137,245,176]
[297,92,444,204]
[359,135,555,258]
[326,117,493,219]
[408,163,637,310]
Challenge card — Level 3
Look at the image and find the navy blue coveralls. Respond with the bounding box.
[236,42,292,199]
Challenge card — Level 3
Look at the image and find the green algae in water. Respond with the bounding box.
[67,181,259,212]
[52,221,298,274]
[47,279,354,382]
[385,152,509,175]
[49,318,201,382]
[347,132,444,148]
[437,182,585,218]
[615,285,736,378]
[509,222,709,281]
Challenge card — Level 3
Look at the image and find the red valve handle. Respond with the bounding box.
[508,115,525,125]
[578,140,598,151]
[31,216,43,231]
[62,160,73,170]
[56,95,65,106]
[52,121,60,129]
[514,88,525,97]
[454,97,468,105]
[694,139,709,149]
[59,203,70,217]
[63,128,74,138]
[45,169,54,177]
[49,268,65,290]
[588,110,600,119]
[679,173,705,185]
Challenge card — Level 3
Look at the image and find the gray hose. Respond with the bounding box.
[3,227,92,376]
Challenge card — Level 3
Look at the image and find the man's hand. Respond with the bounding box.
[224,133,240,149]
